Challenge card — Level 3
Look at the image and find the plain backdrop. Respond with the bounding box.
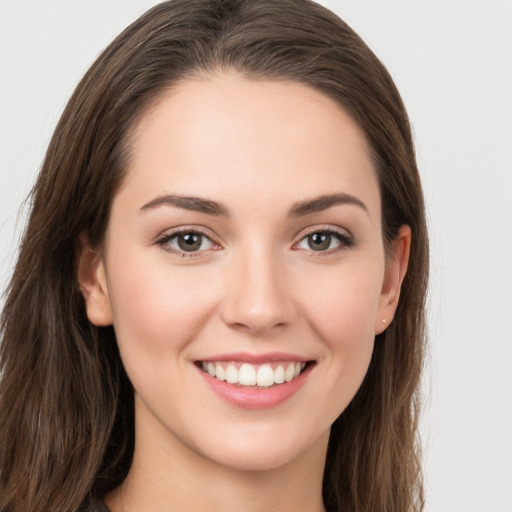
[1,1,511,511]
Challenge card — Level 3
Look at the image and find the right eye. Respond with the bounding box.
[157,230,219,257]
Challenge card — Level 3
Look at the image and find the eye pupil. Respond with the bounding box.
[178,233,202,251]
[308,232,331,251]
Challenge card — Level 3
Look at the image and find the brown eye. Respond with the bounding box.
[177,233,203,252]
[307,232,332,251]
[158,231,216,255]
[296,230,354,253]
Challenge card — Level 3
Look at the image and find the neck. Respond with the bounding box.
[105,398,328,512]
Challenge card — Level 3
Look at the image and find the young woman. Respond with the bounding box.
[0,1,428,511]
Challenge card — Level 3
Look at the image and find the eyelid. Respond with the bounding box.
[155,225,222,258]
[292,224,355,252]
[153,224,355,258]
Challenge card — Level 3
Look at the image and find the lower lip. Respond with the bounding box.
[196,364,313,409]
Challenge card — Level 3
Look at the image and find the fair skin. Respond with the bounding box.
[78,73,410,512]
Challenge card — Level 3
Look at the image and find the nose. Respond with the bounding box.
[220,245,296,336]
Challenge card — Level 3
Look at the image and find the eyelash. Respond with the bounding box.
[294,227,355,255]
[155,226,355,258]
[155,227,220,258]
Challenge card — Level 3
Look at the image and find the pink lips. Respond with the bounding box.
[196,352,314,410]
[200,351,310,364]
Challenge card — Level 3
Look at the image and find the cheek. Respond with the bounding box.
[106,247,218,358]
[286,258,384,425]
[297,258,384,348]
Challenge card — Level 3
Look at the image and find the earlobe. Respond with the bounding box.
[375,225,411,335]
[76,235,113,326]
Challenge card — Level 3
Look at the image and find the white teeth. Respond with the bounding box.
[284,363,295,382]
[274,365,285,384]
[215,363,226,381]
[225,365,239,384]
[256,364,274,387]
[239,363,257,385]
[201,360,308,387]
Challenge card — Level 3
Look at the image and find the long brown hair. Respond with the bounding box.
[0,1,428,511]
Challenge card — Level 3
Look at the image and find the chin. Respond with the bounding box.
[214,447,295,471]
[191,424,329,473]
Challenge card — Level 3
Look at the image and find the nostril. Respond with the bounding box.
[219,269,296,334]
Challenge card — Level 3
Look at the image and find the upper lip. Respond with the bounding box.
[198,352,312,364]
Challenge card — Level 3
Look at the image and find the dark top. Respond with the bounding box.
[81,495,336,511]
[78,497,110,511]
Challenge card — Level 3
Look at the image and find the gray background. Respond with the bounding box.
[1,1,511,511]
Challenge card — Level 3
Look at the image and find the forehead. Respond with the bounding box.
[119,73,380,221]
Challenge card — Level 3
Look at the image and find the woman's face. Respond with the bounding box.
[81,73,407,472]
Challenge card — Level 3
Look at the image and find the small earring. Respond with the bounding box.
[381,318,387,324]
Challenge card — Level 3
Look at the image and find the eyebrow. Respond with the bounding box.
[140,194,230,216]
[139,192,367,217]
[288,193,368,217]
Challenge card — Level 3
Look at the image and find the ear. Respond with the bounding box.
[375,225,411,335]
[76,234,113,326]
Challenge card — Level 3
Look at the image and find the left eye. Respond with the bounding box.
[296,231,347,252]
[163,232,215,253]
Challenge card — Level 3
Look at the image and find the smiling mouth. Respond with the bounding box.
[197,360,313,388]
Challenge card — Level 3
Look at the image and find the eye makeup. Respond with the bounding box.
[154,223,356,259]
